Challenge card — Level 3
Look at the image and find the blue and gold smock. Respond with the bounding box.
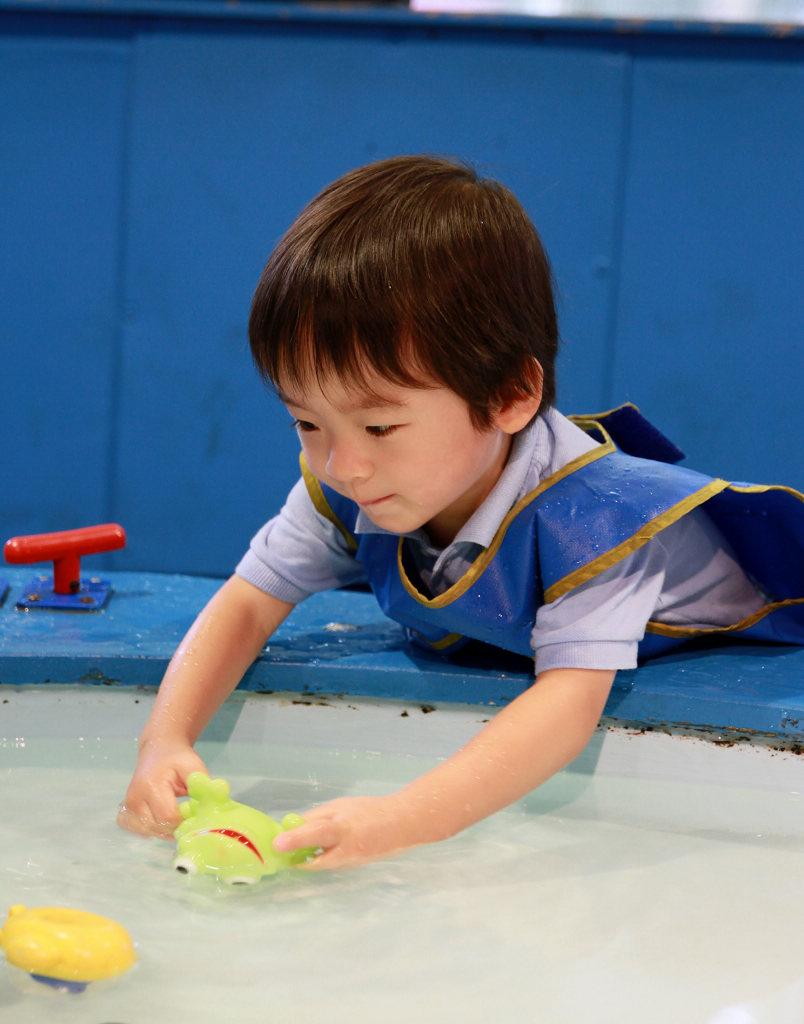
[298,405,804,661]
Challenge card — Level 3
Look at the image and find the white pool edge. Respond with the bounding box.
[2,684,801,795]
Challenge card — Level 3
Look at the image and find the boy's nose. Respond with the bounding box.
[325,442,371,484]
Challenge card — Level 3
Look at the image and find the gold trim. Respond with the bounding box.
[398,439,616,608]
[567,402,640,428]
[545,478,804,605]
[413,630,465,650]
[543,479,731,604]
[646,596,804,638]
[725,482,804,500]
[299,454,358,552]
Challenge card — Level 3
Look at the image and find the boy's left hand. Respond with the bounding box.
[273,794,416,870]
[274,669,617,871]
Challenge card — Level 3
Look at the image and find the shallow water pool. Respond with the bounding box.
[1,686,802,1024]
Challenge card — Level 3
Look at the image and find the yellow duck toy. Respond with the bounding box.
[0,904,136,993]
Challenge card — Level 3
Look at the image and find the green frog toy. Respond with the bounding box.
[173,772,317,884]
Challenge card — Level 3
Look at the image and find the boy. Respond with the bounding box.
[118,155,804,869]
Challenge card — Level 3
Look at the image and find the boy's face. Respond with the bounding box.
[278,371,520,547]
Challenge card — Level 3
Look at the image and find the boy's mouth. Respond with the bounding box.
[357,494,394,508]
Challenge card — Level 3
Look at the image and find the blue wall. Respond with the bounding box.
[1,3,802,576]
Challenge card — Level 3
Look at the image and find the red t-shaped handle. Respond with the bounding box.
[4,523,126,594]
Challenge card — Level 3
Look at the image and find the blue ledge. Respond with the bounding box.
[1,569,802,742]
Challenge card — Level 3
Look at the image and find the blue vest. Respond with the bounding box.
[301,405,804,660]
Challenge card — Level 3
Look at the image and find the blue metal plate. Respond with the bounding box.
[14,575,113,612]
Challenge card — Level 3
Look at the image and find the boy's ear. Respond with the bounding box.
[492,359,543,434]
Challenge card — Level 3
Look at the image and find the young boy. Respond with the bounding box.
[118,155,804,869]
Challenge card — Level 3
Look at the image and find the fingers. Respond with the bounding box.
[273,818,341,855]
[272,814,356,870]
[270,797,408,871]
[293,848,343,871]
[118,748,208,839]
[116,799,177,840]
[117,775,185,839]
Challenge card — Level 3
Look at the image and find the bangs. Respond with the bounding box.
[249,220,441,399]
[256,305,439,401]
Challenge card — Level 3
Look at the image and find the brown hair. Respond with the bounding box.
[248,155,558,428]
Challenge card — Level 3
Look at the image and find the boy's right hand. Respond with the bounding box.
[117,742,208,839]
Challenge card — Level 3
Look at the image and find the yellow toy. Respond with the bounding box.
[0,905,136,993]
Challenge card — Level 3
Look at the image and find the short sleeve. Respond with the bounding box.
[532,535,669,674]
[531,506,767,674]
[236,478,368,604]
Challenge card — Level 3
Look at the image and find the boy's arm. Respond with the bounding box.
[117,575,295,838]
[274,666,616,869]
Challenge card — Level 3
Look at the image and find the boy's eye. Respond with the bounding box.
[365,424,400,437]
[292,419,317,433]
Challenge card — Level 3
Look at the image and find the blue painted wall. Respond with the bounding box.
[1,3,802,576]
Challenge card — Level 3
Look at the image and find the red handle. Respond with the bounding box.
[4,524,126,594]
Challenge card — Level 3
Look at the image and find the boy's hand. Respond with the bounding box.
[274,669,616,871]
[272,794,419,870]
[117,742,208,839]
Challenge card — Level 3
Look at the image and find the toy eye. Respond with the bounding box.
[173,857,198,875]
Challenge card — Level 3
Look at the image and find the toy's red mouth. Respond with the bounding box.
[195,828,264,863]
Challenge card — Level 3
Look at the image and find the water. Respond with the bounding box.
[1,690,802,1024]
